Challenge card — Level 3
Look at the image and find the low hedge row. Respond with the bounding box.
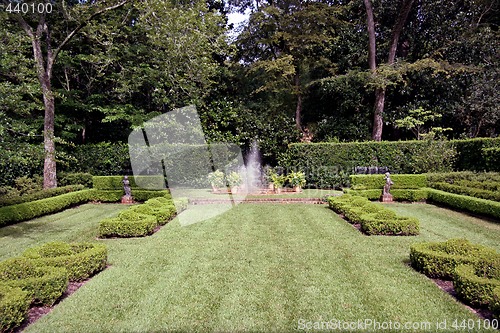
[426,188,500,220]
[0,189,96,227]
[0,285,30,333]
[0,241,107,332]
[431,182,500,202]
[0,258,68,306]
[426,171,500,184]
[22,242,108,281]
[99,213,157,238]
[453,180,500,192]
[350,174,427,190]
[493,287,500,319]
[0,185,85,208]
[453,264,500,308]
[328,195,419,236]
[99,196,187,238]
[343,189,428,202]
[409,238,499,279]
[92,176,165,190]
[0,189,172,227]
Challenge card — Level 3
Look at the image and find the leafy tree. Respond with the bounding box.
[2,0,128,188]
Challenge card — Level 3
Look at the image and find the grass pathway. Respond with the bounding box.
[10,203,496,332]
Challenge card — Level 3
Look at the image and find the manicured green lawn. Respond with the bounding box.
[1,202,498,332]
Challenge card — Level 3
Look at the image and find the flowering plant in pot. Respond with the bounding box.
[288,171,306,192]
[208,170,225,192]
[227,171,242,194]
[270,172,287,193]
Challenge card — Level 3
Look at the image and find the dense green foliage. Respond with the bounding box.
[483,148,500,172]
[410,239,499,279]
[99,196,185,237]
[0,185,85,208]
[1,0,498,187]
[22,242,107,282]
[328,194,419,235]
[426,188,500,220]
[453,264,500,308]
[430,183,500,202]
[0,285,30,333]
[0,258,68,306]
[350,174,427,189]
[343,188,428,202]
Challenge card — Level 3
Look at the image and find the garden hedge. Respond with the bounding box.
[0,189,96,227]
[0,185,85,208]
[92,176,166,190]
[426,171,500,184]
[343,189,428,202]
[426,188,500,220]
[0,258,68,306]
[430,182,500,202]
[328,195,419,236]
[57,172,93,188]
[350,174,427,190]
[0,285,30,333]
[483,147,500,172]
[99,213,157,238]
[453,264,500,307]
[409,239,499,279]
[0,189,172,227]
[492,287,500,319]
[22,242,108,282]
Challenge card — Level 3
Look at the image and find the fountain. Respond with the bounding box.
[244,140,264,194]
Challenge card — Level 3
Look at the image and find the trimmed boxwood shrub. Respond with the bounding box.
[0,285,30,333]
[430,182,500,202]
[350,174,427,190]
[173,198,189,212]
[0,258,68,306]
[99,214,157,238]
[0,189,96,226]
[343,189,428,202]
[426,188,500,220]
[492,287,500,319]
[328,195,419,236]
[483,147,500,172]
[58,172,93,188]
[410,239,499,279]
[92,176,166,190]
[22,242,107,282]
[0,185,85,208]
[453,264,500,307]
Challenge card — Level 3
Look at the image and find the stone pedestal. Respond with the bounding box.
[380,194,393,203]
[121,195,134,204]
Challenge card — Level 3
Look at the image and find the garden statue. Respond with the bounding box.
[121,175,133,204]
[380,172,394,202]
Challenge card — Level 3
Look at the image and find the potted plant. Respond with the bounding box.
[208,170,225,192]
[270,172,287,193]
[288,171,306,192]
[227,171,242,194]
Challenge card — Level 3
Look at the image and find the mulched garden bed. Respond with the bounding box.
[14,280,88,332]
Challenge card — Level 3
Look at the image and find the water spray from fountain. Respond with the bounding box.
[245,139,264,194]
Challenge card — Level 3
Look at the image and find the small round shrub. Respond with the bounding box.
[410,238,499,279]
[0,258,68,306]
[0,285,30,333]
[453,264,500,307]
[99,214,157,238]
[22,242,107,282]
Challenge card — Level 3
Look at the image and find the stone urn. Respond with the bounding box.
[293,186,302,193]
[231,186,239,194]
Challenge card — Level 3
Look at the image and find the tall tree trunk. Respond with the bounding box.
[14,1,127,188]
[294,73,304,135]
[364,0,414,142]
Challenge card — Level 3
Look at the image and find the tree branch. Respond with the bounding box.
[52,0,128,63]
[387,0,414,64]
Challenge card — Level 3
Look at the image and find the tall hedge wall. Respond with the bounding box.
[280,138,500,188]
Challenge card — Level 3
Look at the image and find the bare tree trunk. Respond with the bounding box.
[364,0,414,142]
[294,73,304,135]
[13,1,128,188]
